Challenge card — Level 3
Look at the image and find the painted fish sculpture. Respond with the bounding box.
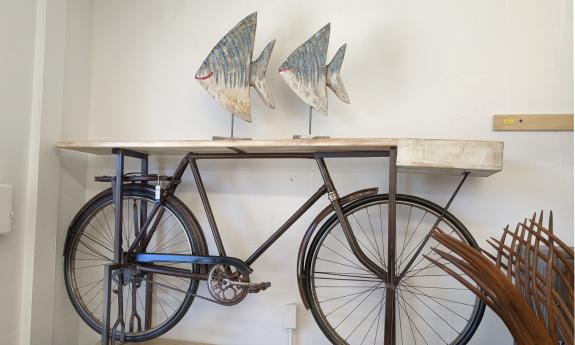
[195,12,275,122]
[279,23,349,114]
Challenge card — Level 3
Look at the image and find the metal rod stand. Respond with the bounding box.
[308,106,313,136]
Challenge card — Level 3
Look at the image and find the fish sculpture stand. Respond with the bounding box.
[195,12,275,139]
[292,107,330,139]
[279,23,349,138]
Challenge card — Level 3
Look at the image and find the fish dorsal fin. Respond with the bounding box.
[326,44,350,104]
[278,24,330,114]
[250,39,276,109]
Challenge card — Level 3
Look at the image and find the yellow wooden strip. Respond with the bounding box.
[493,114,574,131]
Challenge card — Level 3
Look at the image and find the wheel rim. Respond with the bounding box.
[308,198,483,345]
[65,195,197,340]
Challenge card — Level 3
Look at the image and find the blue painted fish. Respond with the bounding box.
[195,12,275,122]
[279,23,349,114]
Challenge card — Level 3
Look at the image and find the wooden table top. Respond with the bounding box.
[57,138,504,177]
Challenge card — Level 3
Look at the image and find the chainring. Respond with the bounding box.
[207,264,250,306]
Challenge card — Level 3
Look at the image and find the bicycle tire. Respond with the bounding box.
[304,193,485,345]
[63,185,207,342]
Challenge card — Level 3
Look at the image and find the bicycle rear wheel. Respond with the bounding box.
[64,185,207,342]
[304,194,485,345]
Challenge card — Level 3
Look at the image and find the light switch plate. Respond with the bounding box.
[0,185,13,234]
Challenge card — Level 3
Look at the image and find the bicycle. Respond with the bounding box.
[58,139,502,345]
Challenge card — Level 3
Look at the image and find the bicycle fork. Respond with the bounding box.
[315,147,398,345]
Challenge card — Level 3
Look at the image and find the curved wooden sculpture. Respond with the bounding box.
[425,212,574,345]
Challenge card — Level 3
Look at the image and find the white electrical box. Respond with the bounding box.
[0,185,13,234]
[282,303,297,330]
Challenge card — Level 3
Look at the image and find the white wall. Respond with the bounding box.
[0,0,38,344]
[51,0,94,344]
[4,0,91,344]
[62,1,574,345]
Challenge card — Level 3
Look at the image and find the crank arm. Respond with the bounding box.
[222,279,271,293]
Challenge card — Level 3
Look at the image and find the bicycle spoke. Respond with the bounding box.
[397,223,433,270]
[82,231,114,254]
[316,257,372,273]
[397,289,425,345]
[148,220,181,252]
[346,298,383,341]
[401,285,459,333]
[329,231,377,268]
[321,244,369,272]
[404,229,457,274]
[397,285,470,322]
[136,289,150,327]
[401,283,468,291]
[397,205,413,265]
[360,294,385,345]
[397,291,404,345]
[333,225,384,269]
[365,208,386,269]
[77,278,104,290]
[319,286,384,304]
[399,290,449,344]
[352,213,385,267]
[154,238,189,253]
[101,208,116,246]
[333,283,383,329]
[152,289,169,320]
[78,240,113,261]
[89,218,114,247]
[324,282,383,317]
[75,263,108,270]
[153,285,179,313]
[397,285,474,308]
[315,271,379,279]
[396,210,427,266]
[400,257,454,278]
[373,291,384,345]
[85,285,105,308]
[314,277,382,283]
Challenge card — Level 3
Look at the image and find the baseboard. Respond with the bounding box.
[97,339,213,345]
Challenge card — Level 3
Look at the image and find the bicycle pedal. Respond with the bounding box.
[248,282,271,293]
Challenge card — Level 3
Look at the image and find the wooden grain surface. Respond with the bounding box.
[57,138,504,177]
[493,114,574,131]
[57,138,396,155]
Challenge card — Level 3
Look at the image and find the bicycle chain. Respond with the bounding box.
[138,276,225,305]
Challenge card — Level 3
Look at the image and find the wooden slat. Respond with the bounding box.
[493,114,574,131]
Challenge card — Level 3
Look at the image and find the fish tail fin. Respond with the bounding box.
[250,39,276,109]
[327,44,350,104]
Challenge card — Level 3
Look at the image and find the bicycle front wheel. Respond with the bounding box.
[64,185,207,342]
[305,194,484,345]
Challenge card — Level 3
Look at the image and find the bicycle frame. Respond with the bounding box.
[97,145,477,345]
[124,150,393,278]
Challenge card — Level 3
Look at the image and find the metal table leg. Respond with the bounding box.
[384,147,397,345]
[140,157,153,330]
[102,150,126,345]
[101,264,113,345]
